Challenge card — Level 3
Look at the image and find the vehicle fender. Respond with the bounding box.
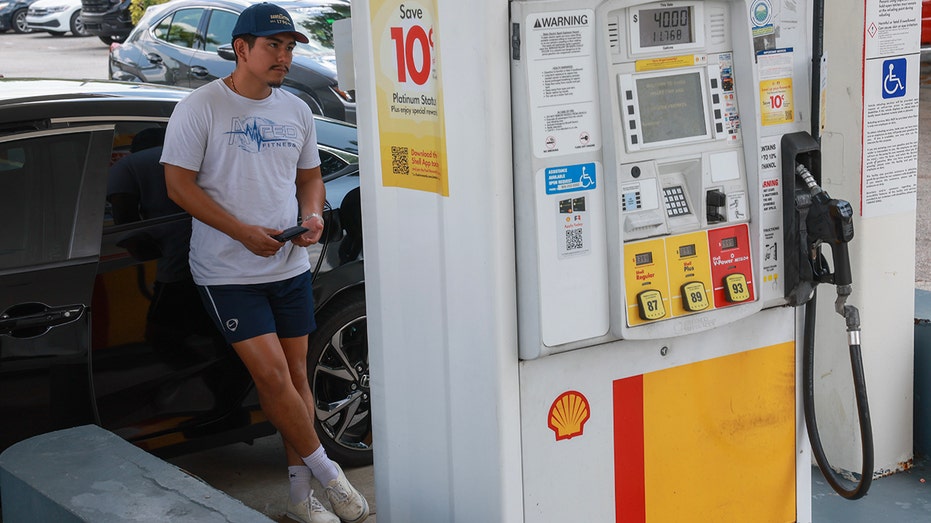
[312,259,364,312]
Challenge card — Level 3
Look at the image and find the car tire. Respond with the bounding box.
[70,10,89,37]
[11,9,32,33]
[307,289,373,468]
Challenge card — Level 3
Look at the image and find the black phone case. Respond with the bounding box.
[272,226,308,242]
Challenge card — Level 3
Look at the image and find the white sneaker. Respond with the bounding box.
[324,464,370,523]
[286,490,339,523]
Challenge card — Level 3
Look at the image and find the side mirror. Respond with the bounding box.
[217,44,235,62]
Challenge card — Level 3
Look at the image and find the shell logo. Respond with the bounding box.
[547,390,590,441]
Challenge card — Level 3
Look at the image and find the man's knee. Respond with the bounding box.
[248,362,293,395]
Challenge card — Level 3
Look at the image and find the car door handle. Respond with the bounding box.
[190,65,209,77]
[145,53,163,65]
[0,304,85,336]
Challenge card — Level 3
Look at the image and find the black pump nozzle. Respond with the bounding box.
[797,164,854,287]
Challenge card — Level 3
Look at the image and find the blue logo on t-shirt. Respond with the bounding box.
[226,116,299,153]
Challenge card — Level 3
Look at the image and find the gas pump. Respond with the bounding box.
[348,0,915,520]
[509,0,873,518]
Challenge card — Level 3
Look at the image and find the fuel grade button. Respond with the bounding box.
[681,281,710,311]
[637,289,666,321]
[723,273,751,302]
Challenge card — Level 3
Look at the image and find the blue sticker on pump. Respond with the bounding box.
[545,163,597,195]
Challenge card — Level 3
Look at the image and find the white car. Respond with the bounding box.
[25,0,88,36]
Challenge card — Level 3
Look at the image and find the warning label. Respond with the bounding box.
[526,9,599,158]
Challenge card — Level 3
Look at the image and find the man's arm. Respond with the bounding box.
[292,165,326,247]
[163,163,286,257]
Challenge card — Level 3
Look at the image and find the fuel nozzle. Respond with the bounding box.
[796,164,854,287]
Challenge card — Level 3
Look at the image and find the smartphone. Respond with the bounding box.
[271,225,308,242]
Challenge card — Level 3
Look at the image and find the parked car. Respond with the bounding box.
[0,77,371,467]
[0,0,39,33]
[79,0,130,44]
[108,0,355,123]
[25,0,89,36]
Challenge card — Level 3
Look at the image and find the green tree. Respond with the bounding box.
[130,0,170,26]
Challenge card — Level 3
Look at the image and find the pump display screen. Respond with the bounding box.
[639,6,693,48]
[635,252,653,266]
[678,244,697,258]
[635,71,708,145]
[721,236,738,250]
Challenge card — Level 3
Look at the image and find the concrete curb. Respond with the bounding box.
[0,425,273,522]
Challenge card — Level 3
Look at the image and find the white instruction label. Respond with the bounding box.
[525,10,600,158]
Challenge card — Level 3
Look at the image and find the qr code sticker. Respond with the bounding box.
[391,146,410,175]
[565,228,584,252]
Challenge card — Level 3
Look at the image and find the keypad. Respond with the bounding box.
[663,186,690,217]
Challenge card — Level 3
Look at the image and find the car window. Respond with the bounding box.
[203,9,237,53]
[288,4,349,59]
[98,122,200,352]
[0,133,88,270]
[319,149,349,177]
[156,8,204,49]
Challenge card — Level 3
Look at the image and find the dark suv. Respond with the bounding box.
[80,0,132,44]
[0,78,372,467]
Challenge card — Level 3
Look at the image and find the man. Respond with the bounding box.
[160,4,368,523]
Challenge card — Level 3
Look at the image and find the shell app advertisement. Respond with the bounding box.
[369,0,449,196]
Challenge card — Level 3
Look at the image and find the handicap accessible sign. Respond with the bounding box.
[881,57,906,99]
[545,163,596,195]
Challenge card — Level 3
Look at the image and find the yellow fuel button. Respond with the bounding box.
[637,289,666,321]
[681,281,710,312]
[724,273,751,302]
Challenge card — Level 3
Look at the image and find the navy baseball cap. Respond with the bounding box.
[232,2,309,43]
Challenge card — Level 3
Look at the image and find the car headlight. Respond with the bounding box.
[0,2,11,9]
[47,5,70,12]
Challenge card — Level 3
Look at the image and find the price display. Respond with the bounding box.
[639,6,693,48]
[635,252,654,266]
[720,236,738,250]
[678,244,697,258]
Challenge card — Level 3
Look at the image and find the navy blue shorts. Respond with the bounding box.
[197,271,316,344]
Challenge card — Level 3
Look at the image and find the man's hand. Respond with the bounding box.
[293,214,325,246]
[237,223,288,257]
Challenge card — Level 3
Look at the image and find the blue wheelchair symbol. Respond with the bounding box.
[882,58,906,99]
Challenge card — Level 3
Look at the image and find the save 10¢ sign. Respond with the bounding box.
[390,4,434,85]
[372,0,448,196]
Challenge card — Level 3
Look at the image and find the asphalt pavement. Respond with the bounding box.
[917,56,931,292]
[167,436,377,523]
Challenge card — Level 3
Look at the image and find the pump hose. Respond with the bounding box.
[803,290,874,499]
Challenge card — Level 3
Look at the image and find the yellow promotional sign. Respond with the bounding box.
[370,0,449,196]
[759,77,794,126]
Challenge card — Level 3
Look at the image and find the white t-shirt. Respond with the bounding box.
[160,79,321,286]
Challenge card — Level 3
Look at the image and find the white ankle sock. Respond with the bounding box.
[302,446,339,485]
[288,465,312,504]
